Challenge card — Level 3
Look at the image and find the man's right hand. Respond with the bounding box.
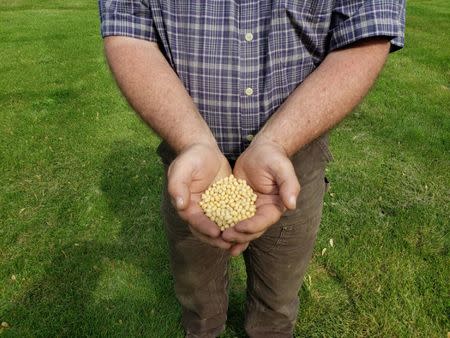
[167,143,233,249]
[104,38,234,249]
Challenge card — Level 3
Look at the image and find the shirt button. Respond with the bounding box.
[245,87,254,96]
[245,134,254,142]
[245,32,254,42]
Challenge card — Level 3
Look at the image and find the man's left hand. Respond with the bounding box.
[222,137,300,256]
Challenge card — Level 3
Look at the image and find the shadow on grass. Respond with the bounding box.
[6,140,247,337]
[6,141,181,336]
[224,285,247,338]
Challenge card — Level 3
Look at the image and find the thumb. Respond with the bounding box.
[167,157,195,210]
[273,159,300,210]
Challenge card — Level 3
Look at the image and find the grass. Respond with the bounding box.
[0,0,448,337]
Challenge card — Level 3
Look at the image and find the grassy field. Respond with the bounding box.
[0,0,449,337]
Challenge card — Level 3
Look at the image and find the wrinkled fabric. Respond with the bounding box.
[99,0,405,159]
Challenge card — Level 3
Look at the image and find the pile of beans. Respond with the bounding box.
[199,175,257,231]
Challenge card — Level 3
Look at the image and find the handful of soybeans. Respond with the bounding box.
[199,175,257,231]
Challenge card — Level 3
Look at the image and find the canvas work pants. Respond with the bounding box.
[157,134,332,338]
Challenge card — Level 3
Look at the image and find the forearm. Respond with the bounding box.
[104,36,217,153]
[255,38,391,156]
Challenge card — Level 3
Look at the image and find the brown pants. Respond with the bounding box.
[158,135,331,338]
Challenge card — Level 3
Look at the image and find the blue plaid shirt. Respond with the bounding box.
[99,0,405,159]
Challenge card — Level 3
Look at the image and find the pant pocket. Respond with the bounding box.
[249,223,291,254]
[316,133,334,163]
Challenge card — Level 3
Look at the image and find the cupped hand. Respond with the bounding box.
[167,143,232,249]
[222,137,300,255]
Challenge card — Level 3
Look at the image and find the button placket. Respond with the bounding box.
[239,2,258,148]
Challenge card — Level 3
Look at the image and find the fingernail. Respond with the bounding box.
[289,195,297,209]
[176,196,184,209]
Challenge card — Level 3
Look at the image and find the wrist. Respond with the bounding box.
[249,132,290,157]
[177,141,229,172]
[176,134,220,155]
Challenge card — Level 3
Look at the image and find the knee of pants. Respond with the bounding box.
[243,210,324,324]
[248,286,300,319]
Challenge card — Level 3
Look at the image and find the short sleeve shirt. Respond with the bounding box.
[99,0,405,159]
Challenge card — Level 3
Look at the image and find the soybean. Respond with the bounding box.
[199,174,257,231]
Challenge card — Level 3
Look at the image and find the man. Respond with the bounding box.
[98,1,405,337]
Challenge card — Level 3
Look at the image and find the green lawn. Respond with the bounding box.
[0,1,449,337]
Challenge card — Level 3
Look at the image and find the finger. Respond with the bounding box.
[167,157,194,210]
[189,226,232,250]
[221,227,264,243]
[272,159,300,210]
[180,201,221,238]
[234,203,282,234]
[229,242,249,256]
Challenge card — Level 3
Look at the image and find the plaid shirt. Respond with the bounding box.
[99,0,405,159]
